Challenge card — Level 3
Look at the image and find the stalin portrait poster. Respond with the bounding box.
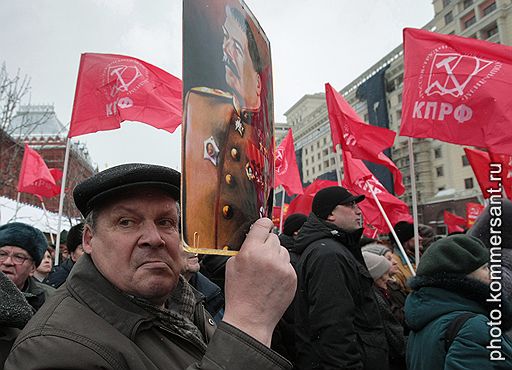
[182,0,274,255]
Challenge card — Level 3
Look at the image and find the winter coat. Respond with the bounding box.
[22,276,55,312]
[293,213,389,370]
[0,272,32,369]
[405,273,512,370]
[188,272,224,323]
[46,256,74,288]
[5,254,291,370]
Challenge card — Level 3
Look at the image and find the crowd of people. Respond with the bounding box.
[1,163,511,369]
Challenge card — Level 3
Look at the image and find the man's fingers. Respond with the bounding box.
[243,218,274,245]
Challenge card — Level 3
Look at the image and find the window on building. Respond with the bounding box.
[486,23,499,39]
[463,0,473,9]
[438,186,446,192]
[483,1,497,16]
[317,153,321,160]
[443,0,452,6]
[305,148,308,155]
[434,147,442,159]
[312,167,315,175]
[306,159,309,166]
[465,177,474,189]
[323,137,327,145]
[464,15,476,29]
[436,166,444,177]
[331,158,335,165]
[324,160,329,168]
[398,93,402,103]
[318,164,321,171]
[306,169,309,177]
[445,11,453,25]
[364,113,369,122]
[317,142,320,149]
[462,155,469,166]
[322,148,328,156]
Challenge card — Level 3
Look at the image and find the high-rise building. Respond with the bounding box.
[278,0,511,234]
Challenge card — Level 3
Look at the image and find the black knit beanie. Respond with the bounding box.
[392,221,415,244]
[312,186,364,219]
[0,222,48,266]
[417,234,489,276]
[283,214,307,236]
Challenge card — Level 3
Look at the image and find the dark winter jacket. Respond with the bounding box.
[189,272,224,323]
[22,276,55,312]
[47,256,74,288]
[5,254,292,370]
[294,213,389,370]
[279,233,300,269]
[405,274,512,370]
[0,272,32,369]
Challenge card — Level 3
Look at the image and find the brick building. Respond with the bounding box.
[1,105,96,218]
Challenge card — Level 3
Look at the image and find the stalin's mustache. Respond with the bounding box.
[223,53,240,79]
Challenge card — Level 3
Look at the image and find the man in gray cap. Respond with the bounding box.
[6,163,296,369]
[0,222,54,312]
[293,186,388,370]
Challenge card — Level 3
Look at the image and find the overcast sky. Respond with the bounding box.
[0,0,433,171]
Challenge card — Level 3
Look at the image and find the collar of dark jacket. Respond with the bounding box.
[294,212,363,255]
[66,254,192,340]
[409,273,512,330]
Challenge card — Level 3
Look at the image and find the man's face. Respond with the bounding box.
[468,263,491,285]
[222,9,261,109]
[327,201,362,232]
[404,237,423,256]
[36,250,53,274]
[83,189,181,306]
[0,246,35,289]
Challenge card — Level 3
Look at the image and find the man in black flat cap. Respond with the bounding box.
[6,163,296,370]
[293,186,389,370]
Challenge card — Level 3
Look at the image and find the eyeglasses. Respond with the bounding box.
[0,250,33,265]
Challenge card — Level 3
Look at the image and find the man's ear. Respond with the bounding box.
[82,225,93,254]
[326,213,335,222]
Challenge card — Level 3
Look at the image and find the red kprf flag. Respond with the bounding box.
[17,144,60,198]
[325,83,405,195]
[444,210,466,233]
[464,147,504,199]
[275,129,303,196]
[400,28,512,155]
[466,202,485,229]
[341,151,411,234]
[69,53,182,138]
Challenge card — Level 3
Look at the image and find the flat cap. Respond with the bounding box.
[73,163,180,217]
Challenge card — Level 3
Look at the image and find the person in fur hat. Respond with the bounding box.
[405,234,512,369]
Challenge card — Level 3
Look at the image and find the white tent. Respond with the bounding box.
[0,196,79,234]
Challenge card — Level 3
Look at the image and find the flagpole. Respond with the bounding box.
[407,138,421,265]
[40,200,55,245]
[279,186,286,234]
[13,192,21,221]
[334,144,342,186]
[367,180,416,276]
[55,138,71,266]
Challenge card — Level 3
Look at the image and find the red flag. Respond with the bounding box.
[464,148,503,199]
[400,28,512,155]
[489,152,512,199]
[275,129,304,196]
[69,53,182,138]
[286,179,338,217]
[444,210,466,233]
[17,144,60,198]
[325,83,405,195]
[49,168,63,182]
[342,151,412,234]
[466,202,485,229]
[272,207,281,228]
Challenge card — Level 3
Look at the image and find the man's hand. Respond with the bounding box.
[222,218,297,347]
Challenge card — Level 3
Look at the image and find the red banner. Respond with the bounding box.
[69,53,182,138]
[275,129,304,196]
[17,144,60,198]
[444,210,466,233]
[286,179,338,217]
[400,28,512,155]
[325,83,405,195]
[466,202,485,229]
[342,151,412,234]
[489,152,512,199]
[464,147,505,199]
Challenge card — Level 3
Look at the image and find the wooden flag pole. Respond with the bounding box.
[54,138,71,266]
[40,200,55,245]
[367,181,416,276]
[407,138,421,265]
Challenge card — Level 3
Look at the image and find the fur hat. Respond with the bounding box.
[312,186,364,220]
[74,163,180,217]
[0,222,48,266]
[467,198,511,250]
[362,252,391,280]
[392,221,414,244]
[361,242,391,256]
[282,213,307,236]
[416,235,489,277]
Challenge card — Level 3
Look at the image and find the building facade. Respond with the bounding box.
[278,0,511,234]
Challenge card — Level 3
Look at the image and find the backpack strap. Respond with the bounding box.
[444,312,478,352]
